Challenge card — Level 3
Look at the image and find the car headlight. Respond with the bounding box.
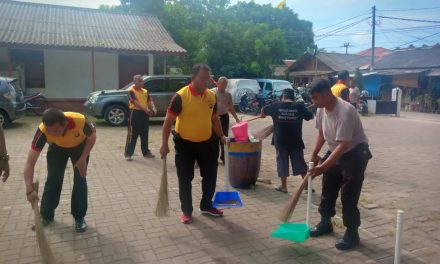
[88,96,98,103]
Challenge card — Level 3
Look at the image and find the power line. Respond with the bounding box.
[378,15,440,24]
[379,7,440,12]
[315,17,371,41]
[398,31,440,46]
[314,10,370,32]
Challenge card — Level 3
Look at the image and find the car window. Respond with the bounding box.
[144,78,166,93]
[169,78,190,92]
[266,82,273,91]
[258,82,264,89]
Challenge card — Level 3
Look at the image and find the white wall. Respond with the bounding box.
[44,49,93,99]
[0,47,8,64]
[94,51,118,91]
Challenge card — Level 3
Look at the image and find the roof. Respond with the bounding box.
[363,69,429,76]
[288,51,370,73]
[427,69,440,77]
[282,60,296,67]
[316,52,370,72]
[357,47,391,58]
[0,0,186,54]
[374,46,440,70]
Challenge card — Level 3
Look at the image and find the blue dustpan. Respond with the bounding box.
[212,139,243,209]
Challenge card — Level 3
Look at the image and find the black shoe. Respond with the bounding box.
[75,218,87,233]
[310,220,333,237]
[335,229,360,251]
[31,217,53,231]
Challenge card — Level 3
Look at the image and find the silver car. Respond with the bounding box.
[0,77,26,126]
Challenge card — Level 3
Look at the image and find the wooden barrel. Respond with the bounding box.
[228,141,262,189]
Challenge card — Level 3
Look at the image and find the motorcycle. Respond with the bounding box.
[358,90,369,116]
[238,92,259,114]
[24,93,48,115]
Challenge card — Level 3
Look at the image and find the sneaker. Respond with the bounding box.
[200,208,224,217]
[125,156,132,161]
[75,218,87,233]
[31,217,53,231]
[335,229,360,251]
[180,215,193,224]
[310,220,333,237]
[143,151,155,159]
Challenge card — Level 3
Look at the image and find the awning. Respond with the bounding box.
[289,70,332,77]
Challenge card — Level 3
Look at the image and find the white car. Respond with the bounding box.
[226,79,261,105]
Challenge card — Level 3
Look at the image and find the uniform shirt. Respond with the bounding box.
[211,88,232,115]
[263,101,314,151]
[315,98,368,153]
[128,86,150,110]
[167,83,217,142]
[32,112,95,152]
[331,81,349,101]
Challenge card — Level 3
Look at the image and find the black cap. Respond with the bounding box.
[338,70,349,80]
[282,89,295,100]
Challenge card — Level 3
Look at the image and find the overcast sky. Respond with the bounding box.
[20,0,440,55]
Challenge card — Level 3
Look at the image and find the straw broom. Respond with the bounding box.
[279,173,312,222]
[32,180,56,264]
[252,124,274,141]
[155,158,169,217]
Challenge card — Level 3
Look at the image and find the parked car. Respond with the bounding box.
[0,77,26,126]
[255,79,294,99]
[226,79,261,106]
[84,75,215,126]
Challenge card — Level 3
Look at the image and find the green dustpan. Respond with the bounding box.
[271,223,310,242]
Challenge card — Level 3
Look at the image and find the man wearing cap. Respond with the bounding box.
[308,79,372,250]
[211,76,240,164]
[261,89,314,193]
[160,64,226,224]
[24,108,96,233]
[331,70,350,102]
[125,74,157,161]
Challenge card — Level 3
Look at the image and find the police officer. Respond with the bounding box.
[125,74,157,161]
[331,70,350,102]
[160,64,225,224]
[24,108,96,233]
[308,79,372,250]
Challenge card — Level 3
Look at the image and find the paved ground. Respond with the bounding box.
[0,111,439,263]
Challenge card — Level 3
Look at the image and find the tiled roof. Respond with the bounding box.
[0,0,186,54]
[316,52,370,72]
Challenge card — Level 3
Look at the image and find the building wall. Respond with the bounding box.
[44,49,93,98]
[0,47,8,64]
[94,51,118,91]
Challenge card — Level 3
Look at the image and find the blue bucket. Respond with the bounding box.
[212,191,243,209]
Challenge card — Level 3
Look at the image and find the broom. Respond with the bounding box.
[252,124,274,141]
[155,158,169,217]
[32,180,56,264]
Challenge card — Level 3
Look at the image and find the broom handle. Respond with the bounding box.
[306,162,315,227]
[224,138,231,191]
[280,173,311,222]
[240,116,261,123]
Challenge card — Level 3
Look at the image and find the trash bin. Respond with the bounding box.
[228,140,262,188]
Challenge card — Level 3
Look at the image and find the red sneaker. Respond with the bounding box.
[180,215,193,224]
[200,208,224,217]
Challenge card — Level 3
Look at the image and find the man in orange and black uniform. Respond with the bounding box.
[160,64,226,224]
[331,70,350,102]
[125,74,157,161]
[24,109,96,233]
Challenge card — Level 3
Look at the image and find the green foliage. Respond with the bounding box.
[102,0,314,77]
[354,68,364,91]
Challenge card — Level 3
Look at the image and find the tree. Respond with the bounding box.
[354,68,364,91]
[100,0,165,15]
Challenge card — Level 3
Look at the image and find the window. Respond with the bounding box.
[144,78,166,93]
[10,49,45,88]
[266,82,273,91]
[169,78,190,92]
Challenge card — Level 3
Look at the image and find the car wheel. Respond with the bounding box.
[0,110,10,127]
[104,105,127,126]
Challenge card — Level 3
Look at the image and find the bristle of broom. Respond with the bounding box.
[155,158,169,217]
[32,181,56,264]
[253,124,274,141]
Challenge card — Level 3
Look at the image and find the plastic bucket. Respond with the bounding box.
[231,122,249,142]
[271,223,310,243]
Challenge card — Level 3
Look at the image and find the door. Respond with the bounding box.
[118,55,148,88]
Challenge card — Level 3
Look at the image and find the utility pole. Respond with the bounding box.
[343,42,351,54]
[371,5,376,71]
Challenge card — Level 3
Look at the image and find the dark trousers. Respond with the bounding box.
[40,143,88,221]
[219,113,229,161]
[125,109,150,156]
[174,133,219,215]
[319,143,372,229]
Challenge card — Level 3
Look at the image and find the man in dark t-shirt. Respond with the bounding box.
[261,89,314,193]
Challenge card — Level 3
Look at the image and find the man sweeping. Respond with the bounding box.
[308,79,372,250]
[211,76,240,164]
[160,64,226,224]
[24,109,96,233]
[261,89,313,193]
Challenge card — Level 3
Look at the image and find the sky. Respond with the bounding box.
[20,0,440,55]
